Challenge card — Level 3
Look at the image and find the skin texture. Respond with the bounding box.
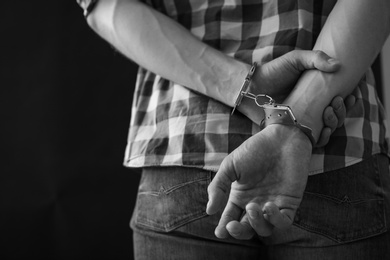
[87,0,350,146]
[85,0,388,239]
[88,0,345,128]
[207,0,390,239]
[207,125,311,238]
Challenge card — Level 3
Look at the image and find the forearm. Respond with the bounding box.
[285,0,390,140]
[86,0,251,108]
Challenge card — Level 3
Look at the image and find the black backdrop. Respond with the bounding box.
[1,1,140,259]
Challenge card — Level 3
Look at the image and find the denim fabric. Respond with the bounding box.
[134,169,211,232]
[262,153,388,247]
[131,154,390,260]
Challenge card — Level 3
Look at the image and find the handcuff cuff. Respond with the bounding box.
[232,63,316,146]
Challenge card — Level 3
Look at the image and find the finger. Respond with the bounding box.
[345,95,356,110]
[262,202,294,230]
[226,214,255,240]
[331,96,346,128]
[207,159,237,215]
[246,203,274,237]
[315,127,331,148]
[323,106,338,132]
[287,50,341,73]
[215,201,243,239]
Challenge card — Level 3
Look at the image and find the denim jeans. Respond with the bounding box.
[130,154,390,260]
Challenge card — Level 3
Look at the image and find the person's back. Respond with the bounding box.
[77,0,390,259]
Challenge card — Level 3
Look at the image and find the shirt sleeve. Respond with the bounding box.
[76,0,99,17]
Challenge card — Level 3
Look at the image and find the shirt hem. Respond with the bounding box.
[123,150,390,175]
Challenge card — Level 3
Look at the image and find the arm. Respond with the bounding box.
[85,0,343,125]
[288,0,390,139]
[86,0,248,107]
[207,0,390,238]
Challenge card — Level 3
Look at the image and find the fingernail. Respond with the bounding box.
[336,100,343,110]
[229,229,241,237]
[265,207,274,216]
[247,210,258,219]
[327,58,339,64]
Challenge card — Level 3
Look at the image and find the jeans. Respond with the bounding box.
[130,154,390,260]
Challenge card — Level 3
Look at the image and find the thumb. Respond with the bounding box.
[206,157,237,215]
[287,50,341,73]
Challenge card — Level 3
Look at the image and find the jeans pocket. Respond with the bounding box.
[133,167,211,232]
[294,155,387,244]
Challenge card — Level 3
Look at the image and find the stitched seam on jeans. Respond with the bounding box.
[138,177,210,195]
[295,197,386,242]
[138,210,205,226]
[304,191,384,205]
[294,221,387,244]
[374,155,389,232]
[136,211,208,232]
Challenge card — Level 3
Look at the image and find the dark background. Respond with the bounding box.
[1,1,140,259]
[0,1,385,260]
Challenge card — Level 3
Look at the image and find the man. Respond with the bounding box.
[77,0,390,259]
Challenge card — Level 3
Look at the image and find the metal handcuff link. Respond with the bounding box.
[231,63,316,146]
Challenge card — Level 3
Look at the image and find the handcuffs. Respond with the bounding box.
[232,63,316,146]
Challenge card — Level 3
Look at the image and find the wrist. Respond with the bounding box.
[284,97,323,142]
[249,62,290,104]
[267,124,312,149]
[262,103,316,146]
[237,98,265,125]
[230,63,265,124]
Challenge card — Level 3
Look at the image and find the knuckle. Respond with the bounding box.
[222,213,235,221]
[333,99,344,111]
[313,50,326,64]
[327,113,336,122]
[313,50,324,57]
[287,50,302,64]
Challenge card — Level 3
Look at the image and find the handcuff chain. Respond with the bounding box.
[232,78,315,145]
[241,92,275,107]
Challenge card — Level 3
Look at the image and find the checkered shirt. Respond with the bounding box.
[122,0,389,174]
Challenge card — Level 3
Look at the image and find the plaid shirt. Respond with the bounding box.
[95,0,388,174]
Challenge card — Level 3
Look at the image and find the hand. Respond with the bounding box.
[206,124,312,239]
[317,94,356,147]
[240,50,341,125]
[208,94,356,240]
[242,50,355,147]
[252,50,341,103]
[208,95,356,240]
